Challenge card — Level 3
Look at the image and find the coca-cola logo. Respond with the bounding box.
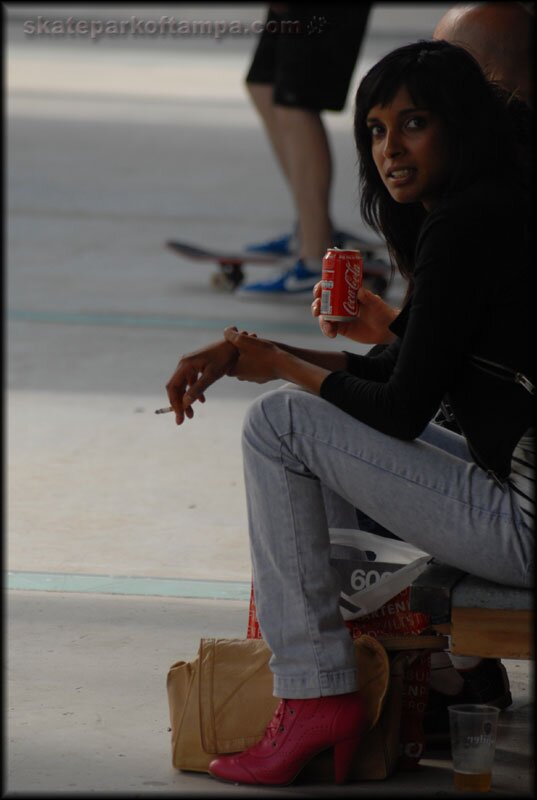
[344,263,361,290]
[342,263,361,315]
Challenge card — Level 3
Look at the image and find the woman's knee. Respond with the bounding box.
[242,389,292,443]
[242,387,332,466]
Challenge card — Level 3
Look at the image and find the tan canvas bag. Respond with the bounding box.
[166,634,447,781]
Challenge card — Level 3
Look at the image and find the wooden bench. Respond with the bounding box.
[409,560,533,660]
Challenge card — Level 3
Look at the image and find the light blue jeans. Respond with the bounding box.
[242,387,533,698]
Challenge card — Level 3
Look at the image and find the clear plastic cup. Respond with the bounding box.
[449,704,500,792]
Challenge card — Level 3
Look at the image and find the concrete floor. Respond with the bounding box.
[5,3,533,797]
[6,592,534,798]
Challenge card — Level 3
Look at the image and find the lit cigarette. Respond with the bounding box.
[155,406,173,414]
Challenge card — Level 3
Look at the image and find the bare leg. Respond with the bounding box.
[247,83,333,261]
[274,106,333,261]
[246,83,292,185]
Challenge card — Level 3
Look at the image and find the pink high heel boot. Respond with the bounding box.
[208,691,368,786]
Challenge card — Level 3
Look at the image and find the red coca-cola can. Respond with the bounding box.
[320,248,363,321]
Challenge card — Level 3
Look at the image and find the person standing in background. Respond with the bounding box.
[238,4,373,296]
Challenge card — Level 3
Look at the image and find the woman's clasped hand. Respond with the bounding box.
[165,328,289,425]
[223,327,282,383]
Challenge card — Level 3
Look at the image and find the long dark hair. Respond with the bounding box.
[354,40,529,285]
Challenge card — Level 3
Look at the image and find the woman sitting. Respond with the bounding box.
[165,40,533,787]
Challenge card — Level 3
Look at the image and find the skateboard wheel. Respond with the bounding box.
[217,262,245,290]
[210,271,237,291]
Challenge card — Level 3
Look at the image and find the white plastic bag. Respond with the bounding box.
[329,528,432,620]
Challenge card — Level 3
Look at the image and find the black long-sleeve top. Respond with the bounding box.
[320,178,534,481]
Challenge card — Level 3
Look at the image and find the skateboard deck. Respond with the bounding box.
[166,240,286,266]
[166,240,285,290]
[165,238,390,294]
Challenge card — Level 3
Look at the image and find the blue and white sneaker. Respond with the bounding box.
[245,228,299,257]
[245,227,363,257]
[237,258,322,296]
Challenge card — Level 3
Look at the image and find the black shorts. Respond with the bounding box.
[246,4,372,112]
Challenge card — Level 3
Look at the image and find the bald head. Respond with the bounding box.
[433,3,533,103]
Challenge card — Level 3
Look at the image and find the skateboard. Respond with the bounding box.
[165,238,390,295]
[165,240,285,290]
